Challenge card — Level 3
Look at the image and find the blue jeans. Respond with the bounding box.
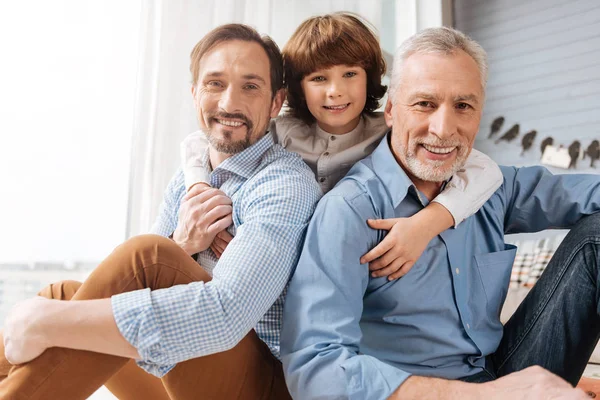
[463,213,600,385]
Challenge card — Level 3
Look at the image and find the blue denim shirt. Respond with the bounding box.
[281,134,600,400]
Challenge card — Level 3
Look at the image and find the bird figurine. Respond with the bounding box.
[584,140,600,168]
[568,140,581,169]
[489,116,505,139]
[495,124,520,144]
[520,130,537,156]
[540,136,554,156]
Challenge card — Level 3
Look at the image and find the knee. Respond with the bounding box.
[37,280,83,300]
[568,213,600,243]
[118,234,188,266]
[122,234,174,250]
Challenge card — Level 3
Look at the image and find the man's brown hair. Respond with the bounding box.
[190,24,284,97]
[283,13,387,124]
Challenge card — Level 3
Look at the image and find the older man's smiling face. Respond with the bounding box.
[384,50,483,190]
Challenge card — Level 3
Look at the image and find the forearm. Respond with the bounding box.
[434,149,503,226]
[41,298,140,359]
[389,375,480,400]
[181,131,211,191]
[416,202,455,237]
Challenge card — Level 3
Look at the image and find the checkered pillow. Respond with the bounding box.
[507,233,567,288]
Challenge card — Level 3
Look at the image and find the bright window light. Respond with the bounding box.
[0,1,142,263]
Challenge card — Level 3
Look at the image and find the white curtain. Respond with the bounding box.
[125,0,448,236]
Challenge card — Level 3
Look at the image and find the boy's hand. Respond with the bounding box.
[361,216,433,280]
[210,230,234,258]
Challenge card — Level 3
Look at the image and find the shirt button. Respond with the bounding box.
[323,152,330,156]
[466,323,471,329]
[455,268,460,274]
[330,136,336,141]
[319,177,326,183]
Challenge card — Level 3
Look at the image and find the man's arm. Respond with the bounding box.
[281,193,412,400]
[3,297,139,365]
[108,164,320,375]
[150,169,186,236]
[501,166,600,233]
[280,189,587,400]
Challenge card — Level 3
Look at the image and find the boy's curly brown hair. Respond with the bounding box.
[283,13,387,125]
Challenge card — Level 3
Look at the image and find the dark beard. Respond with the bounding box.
[207,131,252,154]
[205,112,254,154]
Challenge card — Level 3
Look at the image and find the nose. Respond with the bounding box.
[326,78,343,98]
[218,85,242,113]
[428,105,458,139]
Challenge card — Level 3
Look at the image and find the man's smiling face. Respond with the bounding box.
[385,49,484,186]
[192,39,281,155]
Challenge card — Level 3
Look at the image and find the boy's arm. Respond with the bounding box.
[362,150,501,279]
[433,148,502,227]
[181,131,211,191]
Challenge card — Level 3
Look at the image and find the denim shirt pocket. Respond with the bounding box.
[474,244,517,320]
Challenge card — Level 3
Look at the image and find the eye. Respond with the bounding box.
[310,75,326,82]
[343,71,357,78]
[244,83,259,90]
[206,80,223,88]
[415,101,434,108]
[456,102,472,110]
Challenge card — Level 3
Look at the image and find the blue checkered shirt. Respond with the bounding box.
[111,133,321,377]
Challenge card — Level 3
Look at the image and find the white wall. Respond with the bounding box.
[455,0,600,173]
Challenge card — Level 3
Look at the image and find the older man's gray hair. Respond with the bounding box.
[389,27,488,101]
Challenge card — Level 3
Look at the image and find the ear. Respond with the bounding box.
[191,85,199,109]
[270,89,286,118]
[383,98,394,128]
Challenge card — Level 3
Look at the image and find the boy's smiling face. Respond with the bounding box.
[301,64,367,135]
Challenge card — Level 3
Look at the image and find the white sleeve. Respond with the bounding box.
[432,149,503,227]
[180,131,211,191]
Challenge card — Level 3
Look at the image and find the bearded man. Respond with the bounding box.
[281,27,600,400]
[0,24,320,400]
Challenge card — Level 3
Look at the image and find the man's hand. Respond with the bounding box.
[173,184,233,255]
[3,297,51,365]
[483,366,589,399]
[361,216,432,280]
[389,367,589,400]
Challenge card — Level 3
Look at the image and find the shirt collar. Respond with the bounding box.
[209,132,274,185]
[370,133,453,208]
[314,116,365,148]
[370,132,417,209]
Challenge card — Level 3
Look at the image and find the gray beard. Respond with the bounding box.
[400,142,469,183]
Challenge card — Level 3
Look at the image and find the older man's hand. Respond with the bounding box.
[485,366,590,400]
[3,296,51,365]
[173,184,233,256]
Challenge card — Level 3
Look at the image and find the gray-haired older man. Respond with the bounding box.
[281,27,600,399]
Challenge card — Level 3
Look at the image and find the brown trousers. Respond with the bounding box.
[0,235,291,400]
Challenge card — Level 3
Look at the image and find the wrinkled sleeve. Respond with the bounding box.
[281,194,411,400]
[180,131,211,191]
[112,164,321,377]
[499,165,600,233]
[433,149,503,226]
[149,169,186,236]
